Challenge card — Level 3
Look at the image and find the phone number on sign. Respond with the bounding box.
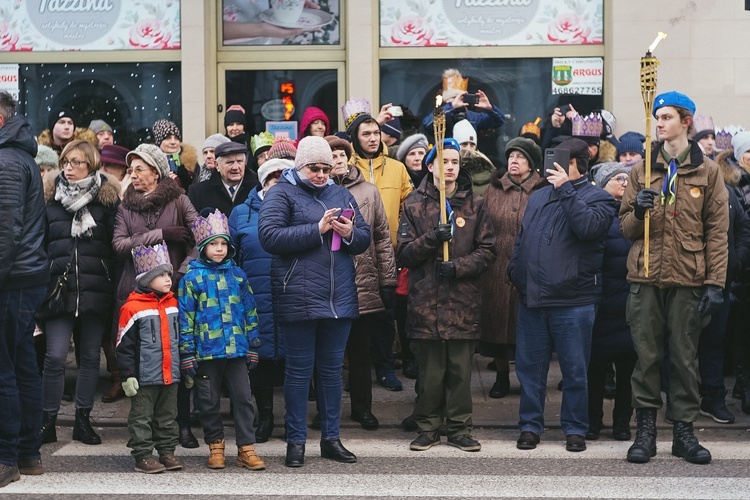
[552,86,602,95]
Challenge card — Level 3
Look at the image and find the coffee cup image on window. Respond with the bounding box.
[543,148,570,177]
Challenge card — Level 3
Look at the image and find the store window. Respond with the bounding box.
[225,69,338,138]
[19,62,182,149]
[380,58,604,165]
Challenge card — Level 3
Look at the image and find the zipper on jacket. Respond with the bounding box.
[150,319,156,343]
[282,258,299,293]
[101,259,112,282]
[369,159,374,184]
[172,315,179,340]
[313,193,339,318]
[74,246,80,317]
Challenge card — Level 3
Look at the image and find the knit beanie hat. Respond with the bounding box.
[152,119,181,145]
[617,136,645,159]
[126,143,170,180]
[224,107,247,128]
[35,145,59,170]
[396,134,429,163]
[88,119,113,136]
[505,136,542,169]
[453,119,477,145]
[48,107,75,133]
[324,135,352,160]
[268,140,297,161]
[258,158,293,187]
[732,131,750,161]
[592,162,630,188]
[295,136,333,170]
[381,117,402,140]
[203,133,230,151]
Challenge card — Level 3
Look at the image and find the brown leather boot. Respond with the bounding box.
[237,444,266,470]
[207,439,225,469]
[101,371,125,403]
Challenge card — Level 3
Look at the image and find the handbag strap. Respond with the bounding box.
[62,238,79,279]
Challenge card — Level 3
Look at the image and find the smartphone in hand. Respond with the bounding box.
[543,148,570,177]
[331,209,355,251]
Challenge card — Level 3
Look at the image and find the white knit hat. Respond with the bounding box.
[203,133,230,151]
[732,131,750,161]
[294,136,333,170]
[258,158,293,187]
[453,119,477,145]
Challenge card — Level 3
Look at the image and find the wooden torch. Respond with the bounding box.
[433,95,449,261]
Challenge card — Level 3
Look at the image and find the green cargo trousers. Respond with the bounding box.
[127,383,179,459]
[410,339,476,437]
[626,283,709,422]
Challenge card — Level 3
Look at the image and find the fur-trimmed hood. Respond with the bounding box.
[37,127,98,154]
[121,176,184,213]
[43,170,122,206]
[715,149,743,187]
[178,142,198,174]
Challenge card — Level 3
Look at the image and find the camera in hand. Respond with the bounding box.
[463,93,479,108]
[543,148,570,177]
[558,104,571,116]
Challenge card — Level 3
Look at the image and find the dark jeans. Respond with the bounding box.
[698,289,731,393]
[195,358,257,446]
[347,314,376,414]
[282,318,351,444]
[175,379,193,429]
[0,285,46,466]
[395,295,412,363]
[127,384,178,459]
[369,310,397,377]
[588,351,637,426]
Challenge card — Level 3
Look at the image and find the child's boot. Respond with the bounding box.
[208,439,225,469]
[237,444,266,470]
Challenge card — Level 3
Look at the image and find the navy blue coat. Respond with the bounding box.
[591,201,634,358]
[229,186,284,361]
[258,169,371,323]
[508,175,616,307]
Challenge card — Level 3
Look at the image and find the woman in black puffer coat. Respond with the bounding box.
[39,140,120,446]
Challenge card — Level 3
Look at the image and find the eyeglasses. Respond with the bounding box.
[305,164,332,174]
[61,159,88,169]
[126,166,153,175]
[612,175,629,185]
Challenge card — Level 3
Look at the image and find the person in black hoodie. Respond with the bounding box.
[0,91,49,486]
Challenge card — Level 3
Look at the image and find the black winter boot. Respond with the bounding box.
[254,388,274,443]
[627,408,657,463]
[72,408,101,445]
[612,410,632,441]
[40,412,57,444]
[672,421,711,464]
[734,365,750,415]
[700,389,735,423]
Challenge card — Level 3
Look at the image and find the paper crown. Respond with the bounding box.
[250,131,275,156]
[715,125,745,151]
[520,117,542,139]
[191,209,230,248]
[131,242,172,279]
[341,98,371,129]
[442,69,469,93]
[572,113,603,138]
[692,114,714,134]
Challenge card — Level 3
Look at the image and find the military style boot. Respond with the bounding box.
[672,421,711,464]
[627,408,657,463]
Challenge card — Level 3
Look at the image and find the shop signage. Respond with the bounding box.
[551,57,603,95]
[380,0,602,47]
[0,0,180,51]
[266,121,298,141]
[0,65,20,101]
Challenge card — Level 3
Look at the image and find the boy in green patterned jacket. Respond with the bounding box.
[178,208,265,471]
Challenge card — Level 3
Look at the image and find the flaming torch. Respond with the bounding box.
[433,94,449,261]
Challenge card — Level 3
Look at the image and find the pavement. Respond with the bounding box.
[58,351,750,433]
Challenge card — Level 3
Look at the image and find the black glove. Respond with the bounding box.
[162,226,193,245]
[434,223,452,242]
[697,285,724,318]
[379,286,396,310]
[438,261,456,279]
[633,188,659,220]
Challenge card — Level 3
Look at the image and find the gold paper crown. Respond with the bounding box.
[341,98,371,129]
[191,209,230,248]
[132,242,171,278]
[572,113,603,137]
[250,132,275,156]
[442,68,469,96]
[520,117,542,139]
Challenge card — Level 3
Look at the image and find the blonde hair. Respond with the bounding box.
[59,140,100,174]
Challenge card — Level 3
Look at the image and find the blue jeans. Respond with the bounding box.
[0,286,46,466]
[516,303,594,437]
[282,318,351,444]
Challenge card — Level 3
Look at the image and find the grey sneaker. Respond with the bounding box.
[134,456,166,474]
[447,434,481,452]
[0,464,20,488]
[159,454,183,471]
[410,431,440,451]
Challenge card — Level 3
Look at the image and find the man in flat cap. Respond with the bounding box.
[620,91,728,465]
[188,141,257,216]
[509,138,616,454]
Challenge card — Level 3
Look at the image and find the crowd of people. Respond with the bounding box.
[2,65,750,485]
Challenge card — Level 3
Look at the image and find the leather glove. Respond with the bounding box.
[438,261,457,279]
[180,356,197,379]
[184,375,194,389]
[162,226,193,245]
[246,351,259,371]
[122,377,139,397]
[379,285,396,310]
[434,223,452,242]
[697,285,724,318]
[634,188,659,220]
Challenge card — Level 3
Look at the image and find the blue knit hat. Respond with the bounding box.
[617,136,645,159]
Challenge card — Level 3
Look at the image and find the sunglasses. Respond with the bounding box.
[305,164,332,174]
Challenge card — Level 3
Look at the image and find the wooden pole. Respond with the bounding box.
[640,53,660,278]
[433,100,449,261]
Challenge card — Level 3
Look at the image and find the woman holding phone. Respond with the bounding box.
[258,136,370,468]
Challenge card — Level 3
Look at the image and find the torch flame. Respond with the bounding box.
[648,32,667,53]
[436,94,443,108]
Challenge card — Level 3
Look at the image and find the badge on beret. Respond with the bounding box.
[690,187,701,198]
[455,217,466,228]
